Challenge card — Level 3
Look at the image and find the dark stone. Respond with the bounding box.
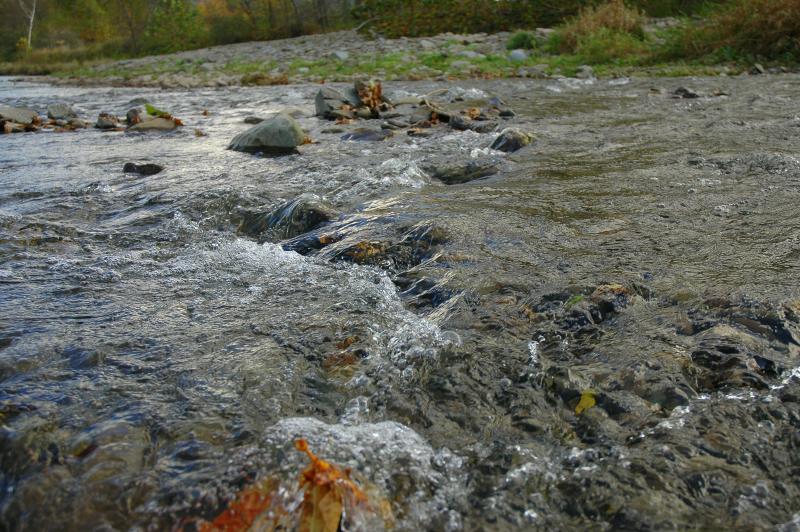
[673,87,699,99]
[490,128,533,152]
[450,115,498,133]
[123,163,164,176]
[95,113,120,129]
[423,157,501,185]
[237,194,338,241]
[243,116,264,124]
[126,108,143,126]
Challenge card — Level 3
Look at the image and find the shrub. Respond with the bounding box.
[558,0,645,53]
[669,0,800,60]
[142,0,208,54]
[574,27,649,63]
[507,31,537,50]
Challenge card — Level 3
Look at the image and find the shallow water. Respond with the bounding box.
[2,74,800,530]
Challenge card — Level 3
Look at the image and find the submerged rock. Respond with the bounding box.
[423,157,501,185]
[123,163,164,176]
[127,117,178,132]
[229,113,306,154]
[238,194,338,241]
[449,115,498,133]
[47,103,77,120]
[673,87,699,99]
[0,105,39,125]
[490,128,533,152]
[341,128,392,142]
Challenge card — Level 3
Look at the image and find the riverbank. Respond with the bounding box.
[3,27,797,89]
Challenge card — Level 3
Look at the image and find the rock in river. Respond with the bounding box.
[238,194,338,241]
[228,113,306,154]
[490,128,533,152]
[123,163,164,176]
[423,157,501,185]
[47,103,77,120]
[0,104,39,125]
[95,113,121,129]
[127,117,178,132]
[315,87,351,120]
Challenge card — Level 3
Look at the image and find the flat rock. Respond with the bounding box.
[47,103,77,120]
[0,105,39,125]
[228,113,305,154]
[127,117,178,132]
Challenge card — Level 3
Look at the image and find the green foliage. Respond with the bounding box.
[142,0,208,53]
[665,0,800,61]
[556,0,645,54]
[353,0,538,37]
[507,31,537,50]
[573,28,649,63]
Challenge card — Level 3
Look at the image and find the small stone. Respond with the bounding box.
[490,128,533,152]
[423,157,501,185]
[244,116,264,124]
[95,113,120,129]
[575,65,594,79]
[673,87,699,99]
[509,49,528,62]
[750,63,766,75]
[126,108,143,126]
[332,50,349,61]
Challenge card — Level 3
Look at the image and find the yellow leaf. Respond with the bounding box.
[575,391,596,415]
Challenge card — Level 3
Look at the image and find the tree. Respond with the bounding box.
[17,0,37,50]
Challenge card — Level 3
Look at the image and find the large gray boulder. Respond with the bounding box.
[228,113,306,154]
[47,103,77,120]
[0,105,39,125]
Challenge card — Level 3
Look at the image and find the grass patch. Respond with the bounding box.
[507,31,537,50]
[664,0,800,62]
[557,0,645,53]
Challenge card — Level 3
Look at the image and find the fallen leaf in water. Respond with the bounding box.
[575,390,596,415]
[296,438,368,532]
[198,478,278,532]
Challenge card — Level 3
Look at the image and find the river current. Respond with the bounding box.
[1,74,800,530]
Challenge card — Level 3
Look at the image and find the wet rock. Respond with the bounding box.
[94,113,120,129]
[449,115,497,134]
[61,346,104,369]
[2,121,25,134]
[490,128,533,152]
[750,63,766,75]
[125,108,143,126]
[315,87,351,119]
[46,103,77,120]
[0,105,39,125]
[68,118,88,129]
[331,50,349,61]
[423,157,501,185]
[673,87,699,99]
[243,116,264,124]
[228,113,306,154]
[341,128,392,142]
[127,117,178,132]
[123,163,164,176]
[237,194,338,241]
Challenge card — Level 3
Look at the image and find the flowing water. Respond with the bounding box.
[1,74,800,530]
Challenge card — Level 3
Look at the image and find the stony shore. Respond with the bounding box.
[22,27,794,90]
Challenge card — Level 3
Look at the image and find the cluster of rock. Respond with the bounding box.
[227,80,534,176]
[1,103,89,134]
[1,100,184,135]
